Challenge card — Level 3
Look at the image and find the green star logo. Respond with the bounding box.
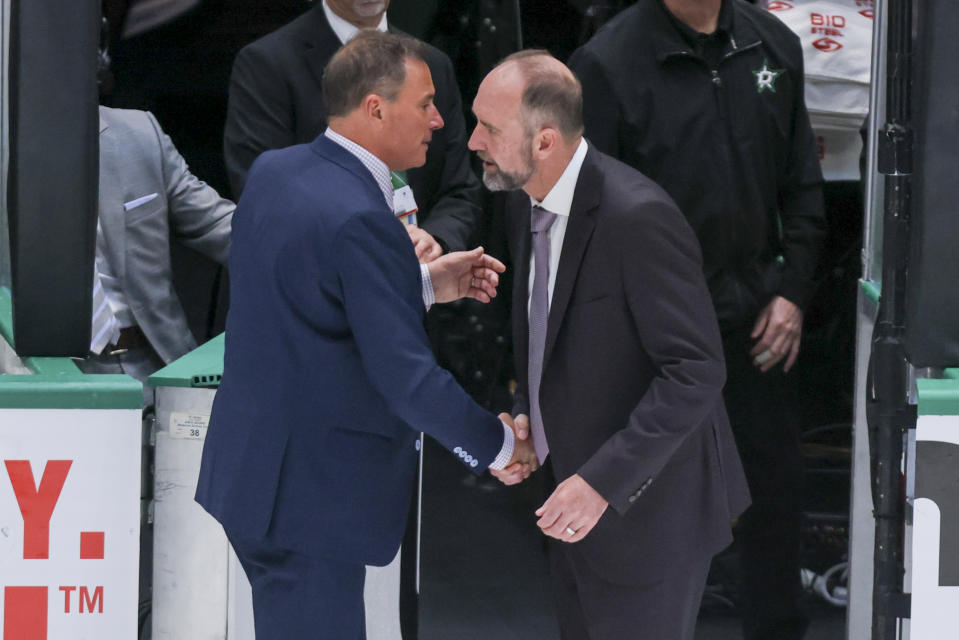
[753,59,784,93]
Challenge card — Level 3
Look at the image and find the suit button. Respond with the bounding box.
[465,455,474,464]
[470,460,478,468]
[459,450,467,458]
[454,446,462,454]
[628,495,638,503]
[415,439,421,452]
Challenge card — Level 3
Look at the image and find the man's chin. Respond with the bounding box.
[392,151,429,172]
[482,170,516,192]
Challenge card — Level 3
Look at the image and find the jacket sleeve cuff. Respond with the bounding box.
[777,273,813,311]
[420,263,435,311]
[487,421,515,470]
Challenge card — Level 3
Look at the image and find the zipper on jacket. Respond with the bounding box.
[714,40,762,277]
[710,69,726,120]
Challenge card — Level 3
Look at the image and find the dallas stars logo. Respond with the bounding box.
[752,59,784,93]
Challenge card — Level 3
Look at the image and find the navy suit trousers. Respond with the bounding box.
[228,534,367,640]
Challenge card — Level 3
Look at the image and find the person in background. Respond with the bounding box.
[224,0,481,262]
[84,105,233,400]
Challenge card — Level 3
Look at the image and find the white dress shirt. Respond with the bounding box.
[528,138,589,314]
[324,128,514,468]
[322,1,388,44]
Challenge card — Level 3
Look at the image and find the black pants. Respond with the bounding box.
[722,327,808,640]
[549,539,710,640]
[541,460,710,640]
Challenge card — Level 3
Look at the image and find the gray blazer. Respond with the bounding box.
[98,106,234,363]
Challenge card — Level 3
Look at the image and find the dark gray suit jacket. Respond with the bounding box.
[99,107,234,363]
[223,6,481,252]
[507,144,750,584]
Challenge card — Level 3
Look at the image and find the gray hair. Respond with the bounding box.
[498,49,584,141]
[323,31,429,118]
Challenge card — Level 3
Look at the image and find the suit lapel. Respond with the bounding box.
[97,116,126,282]
[301,7,343,90]
[543,148,602,367]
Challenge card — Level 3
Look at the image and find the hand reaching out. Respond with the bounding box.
[406,226,443,263]
[428,246,506,304]
[490,413,538,486]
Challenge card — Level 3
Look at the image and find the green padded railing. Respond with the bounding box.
[0,288,141,409]
[148,333,225,389]
[917,369,959,417]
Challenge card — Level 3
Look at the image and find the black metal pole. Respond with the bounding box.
[869,0,914,636]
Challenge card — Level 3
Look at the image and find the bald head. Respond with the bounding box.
[492,51,584,142]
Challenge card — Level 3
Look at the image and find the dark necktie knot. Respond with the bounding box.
[531,205,557,234]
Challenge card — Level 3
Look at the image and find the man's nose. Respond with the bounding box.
[467,125,482,151]
[429,105,444,131]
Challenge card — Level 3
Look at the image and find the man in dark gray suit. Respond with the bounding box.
[475,52,750,640]
[79,106,233,392]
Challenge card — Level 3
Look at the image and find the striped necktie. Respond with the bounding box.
[89,266,120,355]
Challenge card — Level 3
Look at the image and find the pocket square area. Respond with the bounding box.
[123,193,159,211]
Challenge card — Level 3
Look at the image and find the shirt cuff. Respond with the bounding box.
[488,421,515,470]
[420,263,435,311]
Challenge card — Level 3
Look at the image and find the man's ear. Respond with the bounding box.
[533,127,558,160]
[364,94,386,124]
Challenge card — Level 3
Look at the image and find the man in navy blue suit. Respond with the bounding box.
[195,31,537,639]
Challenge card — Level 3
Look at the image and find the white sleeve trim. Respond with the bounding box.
[488,421,515,470]
[420,263,435,311]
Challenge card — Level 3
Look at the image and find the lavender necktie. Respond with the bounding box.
[529,205,557,463]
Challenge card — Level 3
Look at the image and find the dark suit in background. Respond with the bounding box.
[507,145,750,640]
[223,5,480,251]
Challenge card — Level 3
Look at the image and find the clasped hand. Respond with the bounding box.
[490,413,538,485]
[489,414,608,544]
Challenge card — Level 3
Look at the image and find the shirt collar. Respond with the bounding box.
[324,128,394,208]
[530,138,589,218]
[322,0,388,45]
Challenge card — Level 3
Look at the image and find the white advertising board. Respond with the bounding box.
[767,0,874,180]
[0,408,141,639]
[911,414,959,639]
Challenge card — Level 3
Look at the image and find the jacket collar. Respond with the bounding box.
[300,6,345,87]
[309,134,387,206]
[649,0,761,62]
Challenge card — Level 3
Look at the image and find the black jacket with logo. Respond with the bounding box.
[570,0,825,330]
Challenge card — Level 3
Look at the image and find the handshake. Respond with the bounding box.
[486,412,609,543]
[491,413,540,486]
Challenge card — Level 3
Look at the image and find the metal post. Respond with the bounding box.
[869,0,914,636]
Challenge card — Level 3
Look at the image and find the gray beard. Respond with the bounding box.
[481,163,534,192]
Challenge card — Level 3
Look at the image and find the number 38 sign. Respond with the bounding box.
[1,408,141,639]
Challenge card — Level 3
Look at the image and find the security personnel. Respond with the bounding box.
[569,1,826,638]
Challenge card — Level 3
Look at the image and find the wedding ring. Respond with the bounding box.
[755,349,774,365]
[565,526,578,536]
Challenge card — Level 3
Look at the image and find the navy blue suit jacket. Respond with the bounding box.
[196,135,503,566]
